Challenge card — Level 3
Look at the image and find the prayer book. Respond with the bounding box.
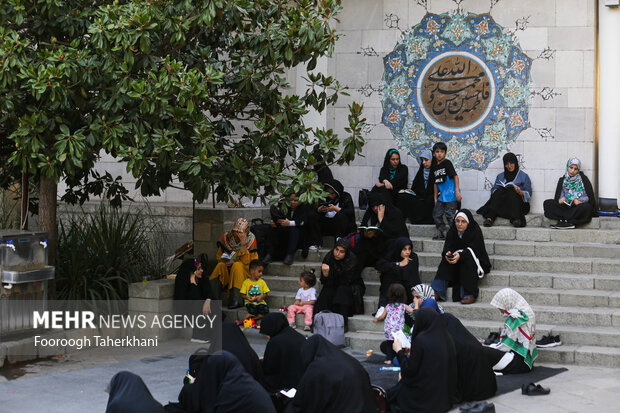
[220,251,237,262]
[280,388,297,398]
[498,181,517,189]
[392,330,411,349]
[563,199,573,206]
[358,226,383,233]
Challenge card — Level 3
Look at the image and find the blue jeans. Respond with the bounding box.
[431,279,470,301]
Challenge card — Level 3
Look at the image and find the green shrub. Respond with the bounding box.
[55,203,167,301]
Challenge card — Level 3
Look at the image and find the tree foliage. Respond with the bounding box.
[0,0,365,207]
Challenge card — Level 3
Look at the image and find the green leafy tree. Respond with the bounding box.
[0,0,365,264]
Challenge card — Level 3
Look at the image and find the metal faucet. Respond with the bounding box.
[0,242,16,252]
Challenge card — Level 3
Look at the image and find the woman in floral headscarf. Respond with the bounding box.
[543,157,597,229]
[485,288,537,374]
[210,218,258,309]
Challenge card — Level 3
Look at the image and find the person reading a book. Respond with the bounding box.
[543,157,597,229]
[209,218,259,309]
[373,148,409,208]
[386,307,457,413]
[310,179,356,245]
[477,152,532,228]
[360,192,408,254]
[350,226,387,269]
[398,149,435,224]
[263,193,311,266]
[431,209,491,305]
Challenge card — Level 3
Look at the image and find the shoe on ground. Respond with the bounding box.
[190,338,210,344]
[536,334,562,348]
[460,295,476,305]
[432,230,446,240]
[309,245,319,251]
[262,254,273,264]
[521,382,551,396]
[554,220,575,229]
[301,246,309,259]
[283,254,294,265]
[483,217,494,227]
[304,325,311,331]
[510,218,522,227]
[483,331,501,346]
[460,401,495,413]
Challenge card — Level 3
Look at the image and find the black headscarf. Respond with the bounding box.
[106,371,165,413]
[179,351,276,413]
[174,256,213,301]
[442,209,491,274]
[503,152,519,183]
[387,307,458,413]
[259,313,306,392]
[287,335,376,413]
[442,313,497,402]
[324,179,343,203]
[361,192,408,240]
[378,148,408,191]
[322,238,359,287]
[208,321,263,383]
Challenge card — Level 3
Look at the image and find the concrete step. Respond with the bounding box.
[413,238,620,260]
[408,225,620,244]
[262,274,620,308]
[256,291,620,328]
[343,330,620,368]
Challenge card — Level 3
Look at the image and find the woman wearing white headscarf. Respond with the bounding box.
[485,288,537,374]
[543,157,597,229]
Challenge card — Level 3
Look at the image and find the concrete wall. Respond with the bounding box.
[58,0,597,215]
[327,0,596,213]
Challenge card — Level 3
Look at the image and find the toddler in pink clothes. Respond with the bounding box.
[287,270,317,331]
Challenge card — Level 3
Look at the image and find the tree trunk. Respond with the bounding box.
[20,171,29,230]
[39,176,57,266]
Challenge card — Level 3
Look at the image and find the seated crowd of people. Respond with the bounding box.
[108,145,593,412]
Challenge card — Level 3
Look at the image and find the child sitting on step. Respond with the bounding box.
[240,260,270,321]
[374,283,414,364]
[287,270,317,331]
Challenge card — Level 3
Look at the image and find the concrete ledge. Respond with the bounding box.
[36,330,67,358]
[128,279,175,300]
[5,337,37,363]
[128,298,174,314]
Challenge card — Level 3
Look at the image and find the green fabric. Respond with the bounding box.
[387,149,399,180]
[501,336,538,368]
[505,310,529,330]
[563,158,585,203]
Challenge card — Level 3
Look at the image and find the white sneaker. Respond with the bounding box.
[309,245,319,251]
[191,338,210,344]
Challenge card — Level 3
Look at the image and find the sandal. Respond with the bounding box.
[521,382,551,396]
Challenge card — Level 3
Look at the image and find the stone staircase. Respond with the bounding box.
[226,214,620,367]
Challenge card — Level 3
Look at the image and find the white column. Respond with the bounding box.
[597,1,620,210]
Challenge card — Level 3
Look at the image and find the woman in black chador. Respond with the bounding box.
[259,312,306,393]
[477,152,532,228]
[399,149,435,224]
[361,191,408,255]
[284,335,376,413]
[374,237,420,308]
[431,209,491,305]
[373,148,408,206]
[386,307,457,413]
[314,238,365,326]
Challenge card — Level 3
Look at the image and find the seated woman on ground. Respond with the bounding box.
[399,149,435,224]
[543,157,597,229]
[484,288,538,374]
[386,307,457,413]
[209,218,259,309]
[431,209,491,305]
[373,148,409,208]
[360,192,408,254]
[477,152,532,228]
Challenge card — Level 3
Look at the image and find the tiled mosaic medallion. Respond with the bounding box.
[382,10,532,170]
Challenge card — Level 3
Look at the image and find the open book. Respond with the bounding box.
[392,330,411,349]
[220,250,237,262]
[398,189,416,196]
[358,226,383,233]
[498,181,517,189]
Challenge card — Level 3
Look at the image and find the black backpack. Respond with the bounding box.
[250,218,270,261]
[185,347,210,385]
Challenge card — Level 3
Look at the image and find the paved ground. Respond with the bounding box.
[1,332,619,412]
